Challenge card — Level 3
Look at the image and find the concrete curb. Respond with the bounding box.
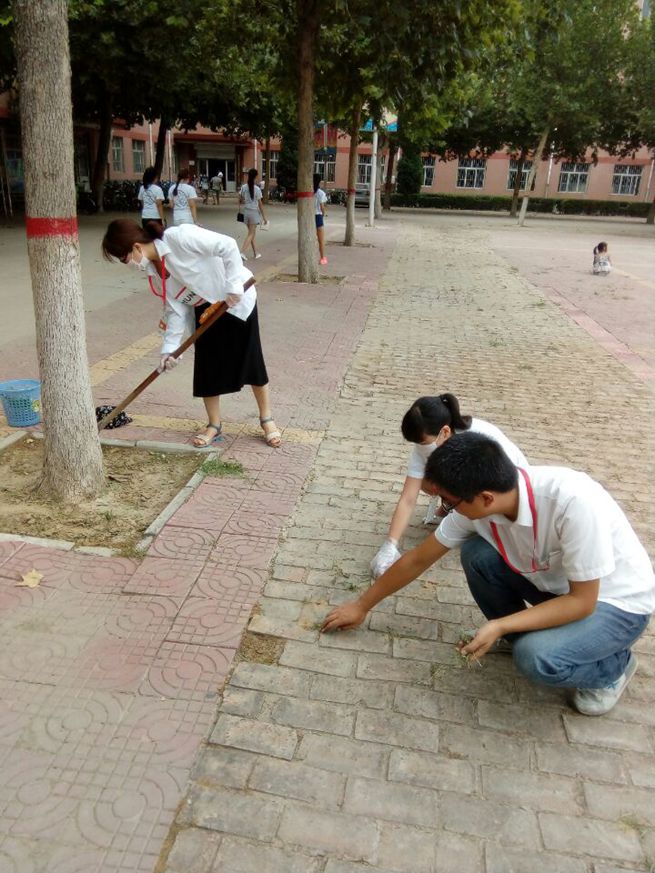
[0,430,28,451]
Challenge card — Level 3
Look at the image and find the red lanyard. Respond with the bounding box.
[490,468,542,574]
[148,254,167,306]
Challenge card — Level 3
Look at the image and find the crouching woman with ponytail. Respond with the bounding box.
[101,218,281,448]
[370,393,527,578]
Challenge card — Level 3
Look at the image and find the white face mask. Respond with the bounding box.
[128,248,150,271]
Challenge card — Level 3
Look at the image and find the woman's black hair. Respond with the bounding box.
[101,217,162,261]
[143,166,158,190]
[247,167,258,200]
[173,167,189,198]
[424,432,518,502]
[401,393,472,443]
[594,241,608,255]
[313,173,321,193]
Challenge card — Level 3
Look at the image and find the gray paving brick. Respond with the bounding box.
[434,832,484,873]
[296,732,389,778]
[485,845,588,873]
[220,687,265,718]
[394,683,475,724]
[369,611,438,640]
[164,828,221,873]
[355,708,439,753]
[376,823,438,873]
[324,862,396,873]
[311,673,395,709]
[320,628,391,654]
[441,795,541,848]
[625,754,655,788]
[392,637,459,664]
[357,652,432,685]
[583,783,655,826]
[344,775,439,827]
[179,786,282,840]
[249,614,319,643]
[388,748,476,794]
[270,695,355,735]
[209,714,298,760]
[539,812,644,862]
[563,714,653,753]
[230,662,312,697]
[248,757,346,808]
[477,700,567,742]
[481,766,582,813]
[277,805,379,862]
[440,724,531,768]
[535,742,628,783]
[280,640,357,677]
[190,746,257,790]
[213,835,323,873]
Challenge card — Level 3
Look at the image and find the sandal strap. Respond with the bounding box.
[259,417,274,426]
[205,423,222,433]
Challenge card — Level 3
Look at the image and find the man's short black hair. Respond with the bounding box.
[425,432,519,502]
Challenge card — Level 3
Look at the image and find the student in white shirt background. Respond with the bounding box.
[137,166,165,231]
[323,432,654,716]
[168,168,198,226]
[239,168,268,261]
[314,173,328,266]
[370,393,528,578]
[101,218,282,449]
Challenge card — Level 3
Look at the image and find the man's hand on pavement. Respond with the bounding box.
[459,620,502,660]
[321,600,368,633]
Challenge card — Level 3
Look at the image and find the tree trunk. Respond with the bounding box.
[517,127,550,227]
[383,141,397,210]
[154,120,168,178]
[91,93,112,213]
[296,0,320,283]
[647,193,655,225]
[344,103,362,247]
[14,0,104,502]
[509,150,526,218]
[374,134,385,220]
[263,136,271,203]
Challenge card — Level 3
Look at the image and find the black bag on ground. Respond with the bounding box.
[95,406,133,429]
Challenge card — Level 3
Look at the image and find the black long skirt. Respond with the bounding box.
[193,302,268,397]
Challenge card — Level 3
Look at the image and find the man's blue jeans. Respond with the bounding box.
[460,536,650,689]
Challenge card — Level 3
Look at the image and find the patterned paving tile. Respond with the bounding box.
[141,642,232,702]
[147,526,218,561]
[221,511,285,539]
[206,533,277,570]
[192,563,266,605]
[0,540,25,569]
[0,548,137,595]
[122,557,203,598]
[169,491,237,533]
[167,597,252,648]
[248,469,308,494]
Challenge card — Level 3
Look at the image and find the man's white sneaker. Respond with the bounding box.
[572,653,637,716]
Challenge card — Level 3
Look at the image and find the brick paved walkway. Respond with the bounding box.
[162,217,655,873]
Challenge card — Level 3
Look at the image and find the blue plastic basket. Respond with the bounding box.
[0,380,42,427]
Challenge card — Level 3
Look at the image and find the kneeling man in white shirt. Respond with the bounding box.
[322,432,654,716]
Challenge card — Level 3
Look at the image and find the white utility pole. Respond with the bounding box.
[368,127,378,227]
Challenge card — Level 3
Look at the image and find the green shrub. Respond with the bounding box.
[389,192,649,217]
[396,151,423,196]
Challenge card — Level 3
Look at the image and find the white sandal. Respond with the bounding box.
[260,417,281,448]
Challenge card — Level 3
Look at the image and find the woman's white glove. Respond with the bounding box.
[370,539,402,579]
[159,354,181,373]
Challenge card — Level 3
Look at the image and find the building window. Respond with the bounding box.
[611,164,642,196]
[357,154,372,185]
[267,152,279,180]
[132,140,145,175]
[111,137,124,173]
[558,162,589,193]
[422,156,436,187]
[457,158,486,189]
[314,150,336,182]
[507,159,533,190]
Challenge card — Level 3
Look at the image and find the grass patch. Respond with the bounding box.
[201,457,245,477]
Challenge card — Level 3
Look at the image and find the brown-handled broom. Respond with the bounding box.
[97,277,255,432]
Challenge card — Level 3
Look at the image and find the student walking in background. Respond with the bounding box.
[239,168,268,261]
[314,173,328,266]
[168,168,198,226]
[593,241,612,275]
[138,167,165,232]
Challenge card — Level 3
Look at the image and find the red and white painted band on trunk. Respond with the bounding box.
[347,188,356,194]
[25,217,79,238]
[295,191,315,198]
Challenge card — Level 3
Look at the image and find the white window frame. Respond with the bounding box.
[314,150,336,182]
[611,164,642,196]
[457,158,486,189]
[132,140,145,175]
[558,162,590,193]
[111,136,124,173]
[357,153,372,185]
[267,152,279,180]
[507,158,533,191]
[422,156,436,187]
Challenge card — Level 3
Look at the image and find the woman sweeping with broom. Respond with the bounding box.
[101,219,281,448]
